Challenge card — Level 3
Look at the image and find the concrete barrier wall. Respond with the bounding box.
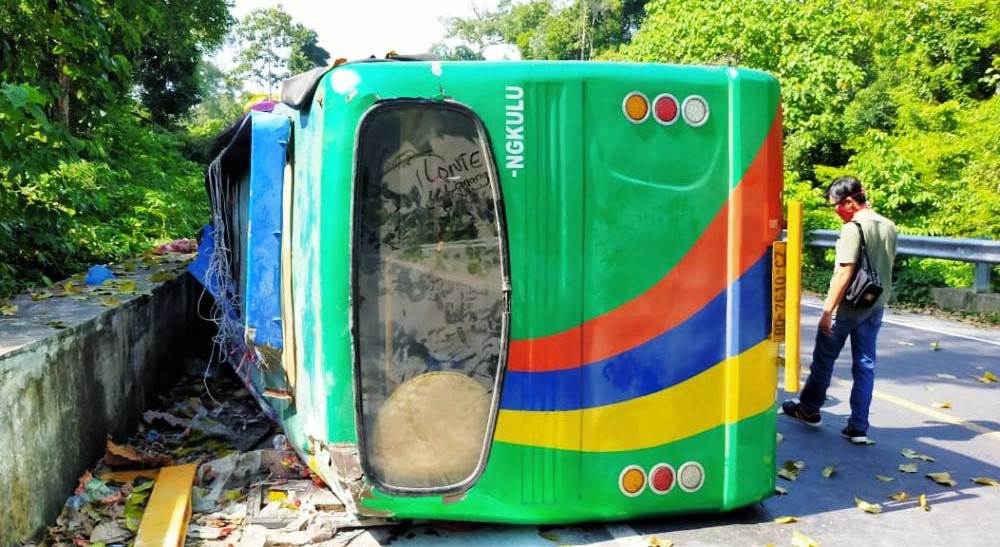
[931,287,1000,314]
[0,272,210,543]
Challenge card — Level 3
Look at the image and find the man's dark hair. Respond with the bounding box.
[826,175,867,204]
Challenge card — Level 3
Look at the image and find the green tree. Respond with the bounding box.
[0,0,229,297]
[441,0,649,60]
[289,26,331,74]
[429,42,485,61]
[133,0,233,125]
[233,6,296,96]
[232,5,329,96]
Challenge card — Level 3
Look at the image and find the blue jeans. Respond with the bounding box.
[799,306,884,432]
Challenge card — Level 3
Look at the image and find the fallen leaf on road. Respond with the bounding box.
[936,373,958,380]
[975,371,998,383]
[901,448,935,462]
[791,530,819,547]
[148,271,177,283]
[99,296,121,308]
[919,494,930,511]
[821,465,836,478]
[775,486,788,495]
[899,463,919,473]
[774,516,798,524]
[889,491,909,502]
[855,497,882,514]
[971,477,999,487]
[929,341,940,351]
[0,303,17,316]
[648,537,672,547]
[104,439,174,468]
[926,472,957,487]
[116,280,138,294]
[45,320,68,329]
[776,433,784,444]
[62,281,82,295]
[875,475,894,482]
[538,531,560,542]
[31,290,53,301]
[777,468,798,481]
[932,402,952,409]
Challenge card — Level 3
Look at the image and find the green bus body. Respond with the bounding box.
[219,60,784,524]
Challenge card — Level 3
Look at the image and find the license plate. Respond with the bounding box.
[771,242,787,342]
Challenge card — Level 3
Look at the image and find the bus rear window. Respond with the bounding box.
[353,102,507,492]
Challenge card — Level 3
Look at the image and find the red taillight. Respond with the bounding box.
[649,463,676,494]
[652,94,679,125]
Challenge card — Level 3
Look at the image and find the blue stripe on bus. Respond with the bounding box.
[499,252,771,412]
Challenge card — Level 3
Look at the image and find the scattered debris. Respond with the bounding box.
[84,264,116,285]
[155,238,199,254]
[27,365,319,546]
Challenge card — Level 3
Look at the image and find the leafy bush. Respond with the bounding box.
[0,98,207,298]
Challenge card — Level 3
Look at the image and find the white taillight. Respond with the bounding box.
[682,95,709,127]
[677,461,705,492]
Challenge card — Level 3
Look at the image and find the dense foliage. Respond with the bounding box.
[0,0,232,297]
[445,0,1000,300]
[438,0,647,60]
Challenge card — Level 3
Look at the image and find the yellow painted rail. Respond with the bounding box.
[134,463,198,547]
[784,201,803,392]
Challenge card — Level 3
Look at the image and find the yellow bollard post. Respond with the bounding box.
[784,201,803,392]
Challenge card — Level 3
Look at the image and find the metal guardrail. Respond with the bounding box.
[804,230,1000,293]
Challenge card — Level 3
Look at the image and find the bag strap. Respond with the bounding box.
[851,221,880,281]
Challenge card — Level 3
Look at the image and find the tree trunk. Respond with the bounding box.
[56,56,70,126]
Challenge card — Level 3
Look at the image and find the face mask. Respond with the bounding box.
[835,203,854,222]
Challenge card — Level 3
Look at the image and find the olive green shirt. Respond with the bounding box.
[832,208,898,313]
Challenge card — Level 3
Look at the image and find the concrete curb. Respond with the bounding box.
[0,268,210,544]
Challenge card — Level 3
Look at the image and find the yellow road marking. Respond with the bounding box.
[832,377,1000,441]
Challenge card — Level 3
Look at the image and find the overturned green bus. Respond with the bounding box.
[192,59,786,523]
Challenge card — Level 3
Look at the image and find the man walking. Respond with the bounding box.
[782,175,897,444]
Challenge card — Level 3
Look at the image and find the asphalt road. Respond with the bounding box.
[352,296,1000,547]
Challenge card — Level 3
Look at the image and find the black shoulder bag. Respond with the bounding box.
[843,221,883,308]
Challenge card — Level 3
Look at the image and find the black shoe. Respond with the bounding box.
[841,427,870,444]
[781,400,821,427]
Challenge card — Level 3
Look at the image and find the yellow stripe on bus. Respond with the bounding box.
[494,340,778,452]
